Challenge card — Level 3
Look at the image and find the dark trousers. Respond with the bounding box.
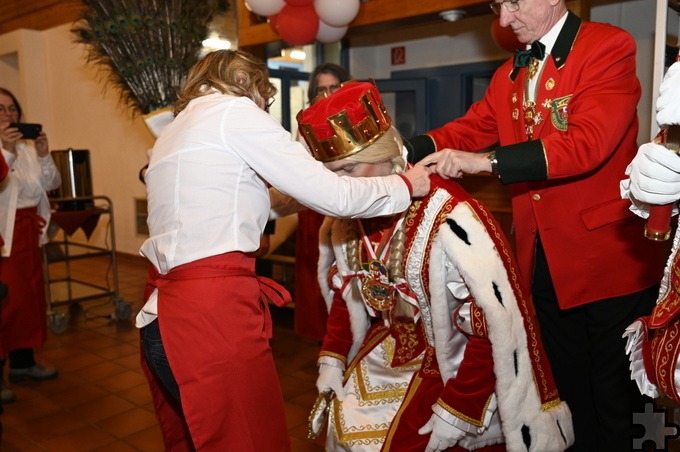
[532,239,655,452]
[140,319,181,403]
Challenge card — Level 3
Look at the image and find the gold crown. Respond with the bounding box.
[297,81,392,162]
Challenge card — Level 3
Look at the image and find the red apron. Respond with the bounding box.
[0,207,47,356]
[142,252,292,451]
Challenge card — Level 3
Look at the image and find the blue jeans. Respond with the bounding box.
[141,319,181,402]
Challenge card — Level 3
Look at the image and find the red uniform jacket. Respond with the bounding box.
[421,12,667,309]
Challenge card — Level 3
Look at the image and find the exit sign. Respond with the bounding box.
[391,46,405,65]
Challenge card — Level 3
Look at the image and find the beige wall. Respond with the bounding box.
[0,24,153,256]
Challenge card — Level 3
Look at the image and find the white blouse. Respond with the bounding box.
[0,141,61,256]
[137,92,411,327]
[141,91,410,275]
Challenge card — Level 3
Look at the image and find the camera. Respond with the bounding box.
[9,123,42,140]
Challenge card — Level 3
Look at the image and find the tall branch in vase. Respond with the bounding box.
[72,0,215,137]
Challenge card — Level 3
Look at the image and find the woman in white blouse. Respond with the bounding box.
[0,88,61,404]
[137,49,432,451]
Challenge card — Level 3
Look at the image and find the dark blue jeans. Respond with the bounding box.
[141,319,181,402]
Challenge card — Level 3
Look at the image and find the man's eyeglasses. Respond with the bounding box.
[265,98,275,113]
[315,84,341,97]
[489,0,520,15]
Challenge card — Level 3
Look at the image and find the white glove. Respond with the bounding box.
[657,61,680,127]
[316,364,345,401]
[626,142,680,205]
[418,413,466,452]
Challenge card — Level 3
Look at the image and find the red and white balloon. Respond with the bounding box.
[245,0,360,46]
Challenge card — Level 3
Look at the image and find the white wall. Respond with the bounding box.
[349,0,659,144]
[0,24,154,256]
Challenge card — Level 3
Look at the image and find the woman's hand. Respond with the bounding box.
[0,122,22,153]
[34,131,49,157]
[402,163,433,197]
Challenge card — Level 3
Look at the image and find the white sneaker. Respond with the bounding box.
[9,364,58,383]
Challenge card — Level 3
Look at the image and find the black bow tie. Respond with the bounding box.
[514,41,546,68]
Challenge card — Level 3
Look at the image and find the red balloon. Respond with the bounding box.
[490,17,523,53]
[268,14,280,34]
[276,4,319,46]
[284,0,312,5]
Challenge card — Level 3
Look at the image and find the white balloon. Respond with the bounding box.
[315,20,348,43]
[245,0,285,17]
[314,0,360,27]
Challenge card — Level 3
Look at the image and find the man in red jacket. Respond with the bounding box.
[413,1,668,450]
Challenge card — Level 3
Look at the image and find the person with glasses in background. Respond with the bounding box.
[293,63,353,343]
[407,0,667,449]
[136,49,432,451]
[308,63,350,102]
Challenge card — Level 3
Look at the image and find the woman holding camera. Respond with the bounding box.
[0,87,61,404]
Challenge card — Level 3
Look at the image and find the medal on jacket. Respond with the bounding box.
[356,215,405,312]
[362,259,392,311]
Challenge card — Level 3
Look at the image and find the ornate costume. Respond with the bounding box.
[317,177,573,451]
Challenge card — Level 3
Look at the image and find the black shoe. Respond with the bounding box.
[0,382,15,404]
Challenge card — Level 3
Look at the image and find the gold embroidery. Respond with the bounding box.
[526,57,540,79]
[319,351,348,365]
[436,393,495,427]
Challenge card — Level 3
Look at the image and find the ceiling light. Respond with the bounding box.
[439,9,466,22]
[289,50,306,60]
[202,37,232,50]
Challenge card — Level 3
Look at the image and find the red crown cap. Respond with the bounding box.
[297,80,392,162]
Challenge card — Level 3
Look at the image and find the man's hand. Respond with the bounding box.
[418,412,466,452]
[316,363,346,401]
[402,163,433,197]
[418,149,491,179]
[627,142,680,205]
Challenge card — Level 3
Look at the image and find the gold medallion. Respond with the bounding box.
[361,259,394,311]
[545,78,555,90]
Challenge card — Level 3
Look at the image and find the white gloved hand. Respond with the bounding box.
[626,142,680,205]
[418,413,466,452]
[316,364,346,401]
[657,62,680,127]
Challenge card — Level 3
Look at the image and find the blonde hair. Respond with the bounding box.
[342,128,415,319]
[342,126,406,174]
[174,49,277,115]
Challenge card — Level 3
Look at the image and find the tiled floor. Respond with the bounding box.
[1,253,325,451]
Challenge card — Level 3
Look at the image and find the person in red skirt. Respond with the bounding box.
[294,63,352,341]
[136,49,432,451]
[0,88,61,404]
